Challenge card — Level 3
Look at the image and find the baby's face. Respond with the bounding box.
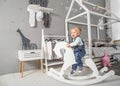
[70,29,79,38]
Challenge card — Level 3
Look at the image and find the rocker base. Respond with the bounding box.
[47,68,115,85]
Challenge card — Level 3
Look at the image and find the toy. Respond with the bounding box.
[47,41,115,85]
[102,52,111,67]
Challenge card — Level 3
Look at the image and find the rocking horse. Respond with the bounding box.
[47,41,115,85]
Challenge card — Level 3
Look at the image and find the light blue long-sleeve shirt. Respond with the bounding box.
[70,37,83,47]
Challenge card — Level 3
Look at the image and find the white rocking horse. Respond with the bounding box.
[47,41,115,85]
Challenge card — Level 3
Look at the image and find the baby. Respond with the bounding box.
[67,26,86,74]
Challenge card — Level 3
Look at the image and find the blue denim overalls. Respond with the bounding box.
[72,40,86,71]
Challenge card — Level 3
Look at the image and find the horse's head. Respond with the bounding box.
[53,41,76,66]
[53,41,67,58]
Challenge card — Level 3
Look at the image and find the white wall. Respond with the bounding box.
[110,0,120,41]
[0,0,66,75]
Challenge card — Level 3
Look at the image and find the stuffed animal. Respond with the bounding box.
[102,52,111,67]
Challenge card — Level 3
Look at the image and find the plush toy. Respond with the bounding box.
[17,28,31,50]
[102,52,111,67]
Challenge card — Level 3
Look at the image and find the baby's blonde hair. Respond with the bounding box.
[70,26,82,36]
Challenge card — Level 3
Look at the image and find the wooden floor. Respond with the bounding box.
[0,69,120,86]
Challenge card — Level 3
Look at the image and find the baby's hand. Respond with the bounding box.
[66,44,71,48]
